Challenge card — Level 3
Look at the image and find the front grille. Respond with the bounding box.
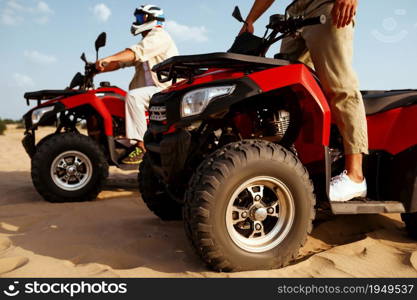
[149,105,167,121]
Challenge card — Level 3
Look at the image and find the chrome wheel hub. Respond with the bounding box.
[66,166,77,176]
[225,176,295,253]
[252,207,268,222]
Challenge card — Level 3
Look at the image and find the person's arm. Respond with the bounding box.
[95,49,136,73]
[332,0,358,28]
[239,0,275,34]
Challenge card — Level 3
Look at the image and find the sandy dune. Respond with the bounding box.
[0,125,416,278]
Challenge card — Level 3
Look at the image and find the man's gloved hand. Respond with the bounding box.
[332,0,358,29]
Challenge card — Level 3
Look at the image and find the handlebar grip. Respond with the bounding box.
[302,15,327,27]
[86,63,99,74]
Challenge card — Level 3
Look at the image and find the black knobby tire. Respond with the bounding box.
[401,213,417,239]
[184,140,316,272]
[138,154,183,221]
[32,133,108,203]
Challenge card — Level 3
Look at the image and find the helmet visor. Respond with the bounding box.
[134,13,147,25]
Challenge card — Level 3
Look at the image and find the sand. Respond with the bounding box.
[0,125,416,278]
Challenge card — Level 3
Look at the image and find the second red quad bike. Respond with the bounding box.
[140,7,417,271]
[22,33,137,203]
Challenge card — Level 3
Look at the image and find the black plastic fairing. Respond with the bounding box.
[362,89,417,115]
[23,102,66,130]
[148,76,261,134]
[364,145,417,212]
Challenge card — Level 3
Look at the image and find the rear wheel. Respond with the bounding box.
[184,140,316,271]
[401,213,417,239]
[32,133,108,203]
[138,154,183,221]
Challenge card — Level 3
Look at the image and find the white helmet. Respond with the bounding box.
[131,4,165,36]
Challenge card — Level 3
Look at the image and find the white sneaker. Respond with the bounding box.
[329,170,367,202]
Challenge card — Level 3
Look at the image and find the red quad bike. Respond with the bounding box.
[22,33,137,203]
[140,7,417,271]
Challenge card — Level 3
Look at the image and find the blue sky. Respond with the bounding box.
[0,0,416,119]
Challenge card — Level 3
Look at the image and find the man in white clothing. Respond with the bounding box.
[96,4,178,164]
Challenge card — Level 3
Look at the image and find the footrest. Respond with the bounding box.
[119,163,140,171]
[330,199,405,215]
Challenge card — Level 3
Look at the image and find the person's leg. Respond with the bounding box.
[345,154,364,182]
[124,86,162,164]
[301,4,368,200]
[280,33,310,66]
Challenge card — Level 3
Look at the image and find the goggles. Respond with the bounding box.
[134,13,147,25]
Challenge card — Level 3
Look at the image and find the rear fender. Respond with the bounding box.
[368,105,417,155]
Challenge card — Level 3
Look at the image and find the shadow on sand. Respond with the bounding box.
[0,171,413,275]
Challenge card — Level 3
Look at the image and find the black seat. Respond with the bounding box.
[24,90,83,101]
[361,90,417,115]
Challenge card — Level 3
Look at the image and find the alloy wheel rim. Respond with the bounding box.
[50,151,93,191]
[225,176,295,253]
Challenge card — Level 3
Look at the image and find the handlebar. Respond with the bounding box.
[259,14,326,56]
[299,15,327,27]
[267,14,327,34]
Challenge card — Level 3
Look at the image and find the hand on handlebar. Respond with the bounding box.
[95,59,109,73]
[332,0,357,29]
[239,21,254,35]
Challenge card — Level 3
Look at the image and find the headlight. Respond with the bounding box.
[181,85,236,118]
[32,106,55,125]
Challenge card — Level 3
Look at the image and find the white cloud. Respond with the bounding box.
[166,20,209,43]
[1,8,22,25]
[0,0,54,26]
[36,1,53,14]
[7,0,25,12]
[24,50,57,64]
[13,73,35,87]
[93,4,111,23]
[35,15,49,24]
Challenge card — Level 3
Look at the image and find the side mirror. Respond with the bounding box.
[232,6,245,23]
[95,32,106,61]
[80,52,88,64]
[95,32,107,52]
[69,72,85,89]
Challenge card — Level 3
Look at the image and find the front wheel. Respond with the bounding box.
[138,154,183,221]
[31,133,109,203]
[184,140,316,272]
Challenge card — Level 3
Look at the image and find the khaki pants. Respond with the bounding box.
[125,86,162,142]
[281,3,368,155]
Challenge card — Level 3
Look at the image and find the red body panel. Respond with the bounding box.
[164,64,331,165]
[38,87,127,137]
[249,64,331,165]
[368,105,417,155]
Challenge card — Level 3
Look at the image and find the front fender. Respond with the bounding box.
[248,64,331,166]
[61,93,114,136]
